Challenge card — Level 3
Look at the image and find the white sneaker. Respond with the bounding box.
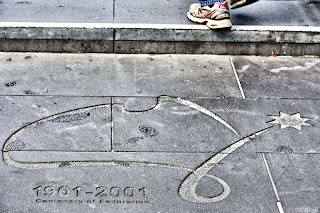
[187,1,232,29]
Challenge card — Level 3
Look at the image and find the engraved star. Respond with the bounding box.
[267,112,312,130]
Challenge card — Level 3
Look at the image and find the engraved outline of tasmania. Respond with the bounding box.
[2,96,312,203]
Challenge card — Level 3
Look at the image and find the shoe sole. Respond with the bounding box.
[187,12,232,29]
[230,0,259,9]
[230,0,246,8]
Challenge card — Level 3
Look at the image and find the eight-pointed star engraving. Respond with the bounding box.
[268,112,312,130]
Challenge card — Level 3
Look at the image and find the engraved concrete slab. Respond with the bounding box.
[0,53,241,97]
[265,154,320,213]
[232,56,320,98]
[113,97,319,153]
[0,0,113,23]
[0,96,111,150]
[1,53,320,213]
[113,97,242,152]
[187,98,320,154]
[0,151,278,212]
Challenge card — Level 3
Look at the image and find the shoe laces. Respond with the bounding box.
[197,5,212,15]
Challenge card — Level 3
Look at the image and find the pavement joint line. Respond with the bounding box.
[2,94,320,101]
[111,97,114,152]
[241,97,320,101]
[229,56,246,99]
[297,1,312,27]
[0,94,229,98]
[311,3,320,21]
[112,0,116,52]
[3,94,320,101]
[188,97,320,101]
[262,153,285,213]
[113,0,115,24]
[0,22,320,32]
[6,150,320,154]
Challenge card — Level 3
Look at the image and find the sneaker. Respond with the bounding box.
[187,1,232,29]
[230,0,259,9]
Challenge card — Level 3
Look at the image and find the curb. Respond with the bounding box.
[0,23,319,55]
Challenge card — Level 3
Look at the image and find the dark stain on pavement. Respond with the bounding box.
[113,160,129,166]
[10,170,25,175]
[9,140,26,151]
[5,81,16,87]
[274,146,293,153]
[59,161,71,167]
[50,112,91,123]
[24,90,36,95]
[21,122,32,127]
[127,137,143,144]
[139,125,159,138]
[15,1,32,4]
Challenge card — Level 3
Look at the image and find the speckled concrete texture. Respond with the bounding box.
[1,53,320,212]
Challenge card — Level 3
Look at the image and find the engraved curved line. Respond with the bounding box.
[3,104,111,152]
[114,96,239,135]
[179,127,271,203]
[2,151,230,202]
[2,96,246,203]
[3,127,271,203]
[3,96,236,152]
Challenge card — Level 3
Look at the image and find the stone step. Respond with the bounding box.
[0,22,319,55]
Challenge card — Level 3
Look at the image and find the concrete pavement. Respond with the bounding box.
[0,53,319,212]
[0,0,319,26]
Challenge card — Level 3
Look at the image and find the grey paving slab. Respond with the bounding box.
[0,152,278,212]
[231,0,320,26]
[190,98,320,153]
[0,0,113,23]
[0,0,319,27]
[114,0,194,24]
[232,56,320,98]
[0,96,111,151]
[113,97,319,153]
[265,154,320,213]
[115,0,320,26]
[0,53,241,97]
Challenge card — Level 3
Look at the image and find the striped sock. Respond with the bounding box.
[199,0,227,7]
